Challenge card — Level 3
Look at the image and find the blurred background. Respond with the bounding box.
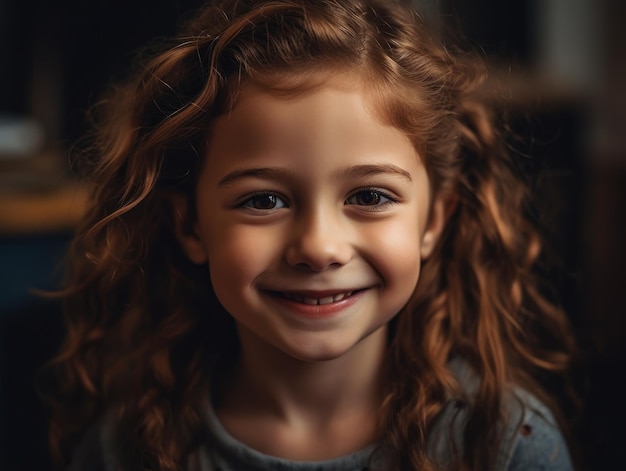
[0,0,624,469]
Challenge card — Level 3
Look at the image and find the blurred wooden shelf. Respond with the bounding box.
[0,181,89,235]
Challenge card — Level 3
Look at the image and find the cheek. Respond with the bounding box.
[206,224,283,293]
[364,218,423,294]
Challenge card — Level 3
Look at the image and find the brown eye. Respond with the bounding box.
[242,193,288,210]
[354,190,381,205]
[346,189,394,207]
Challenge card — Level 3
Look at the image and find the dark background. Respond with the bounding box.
[1,0,624,469]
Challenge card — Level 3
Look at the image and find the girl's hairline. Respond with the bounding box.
[217,65,427,152]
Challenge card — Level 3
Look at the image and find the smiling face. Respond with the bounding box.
[174,75,447,363]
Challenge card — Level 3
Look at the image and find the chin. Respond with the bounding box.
[277,335,369,363]
[285,351,351,364]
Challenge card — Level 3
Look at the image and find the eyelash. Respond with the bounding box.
[237,191,289,211]
[345,188,398,210]
[236,187,398,213]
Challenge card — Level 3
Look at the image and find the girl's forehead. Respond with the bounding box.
[226,69,397,126]
[210,67,429,160]
[203,74,425,181]
[213,74,406,152]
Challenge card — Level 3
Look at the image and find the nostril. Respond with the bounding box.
[285,236,352,271]
[289,259,340,273]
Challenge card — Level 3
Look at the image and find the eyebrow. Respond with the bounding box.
[217,163,412,187]
[218,167,297,187]
[337,164,412,182]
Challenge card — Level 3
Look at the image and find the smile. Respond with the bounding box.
[281,291,354,305]
[262,288,369,319]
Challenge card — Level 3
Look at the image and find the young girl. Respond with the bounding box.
[46,0,578,469]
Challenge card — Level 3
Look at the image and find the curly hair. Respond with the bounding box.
[45,0,576,469]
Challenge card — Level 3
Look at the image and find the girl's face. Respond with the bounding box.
[175,75,447,363]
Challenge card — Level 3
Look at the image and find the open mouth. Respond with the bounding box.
[278,291,356,305]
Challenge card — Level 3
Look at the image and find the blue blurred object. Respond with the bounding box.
[0,232,70,316]
[0,231,71,470]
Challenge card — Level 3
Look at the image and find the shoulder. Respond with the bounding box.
[66,411,119,471]
[501,389,574,471]
[430,358,574,471]
[66,421,106,471]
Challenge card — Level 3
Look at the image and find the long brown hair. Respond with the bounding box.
[45,0,576,469]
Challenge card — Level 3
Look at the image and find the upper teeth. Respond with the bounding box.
[284,292,353,305]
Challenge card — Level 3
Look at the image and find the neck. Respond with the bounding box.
[214,326,389,459]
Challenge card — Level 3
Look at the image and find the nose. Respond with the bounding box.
[285,207,353,271]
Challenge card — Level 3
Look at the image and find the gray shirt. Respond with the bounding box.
[70,360,573,470]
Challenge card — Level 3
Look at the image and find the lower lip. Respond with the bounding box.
[264,290,367,319]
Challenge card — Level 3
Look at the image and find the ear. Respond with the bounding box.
[420,192,457,260]
[169,193,208,265]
